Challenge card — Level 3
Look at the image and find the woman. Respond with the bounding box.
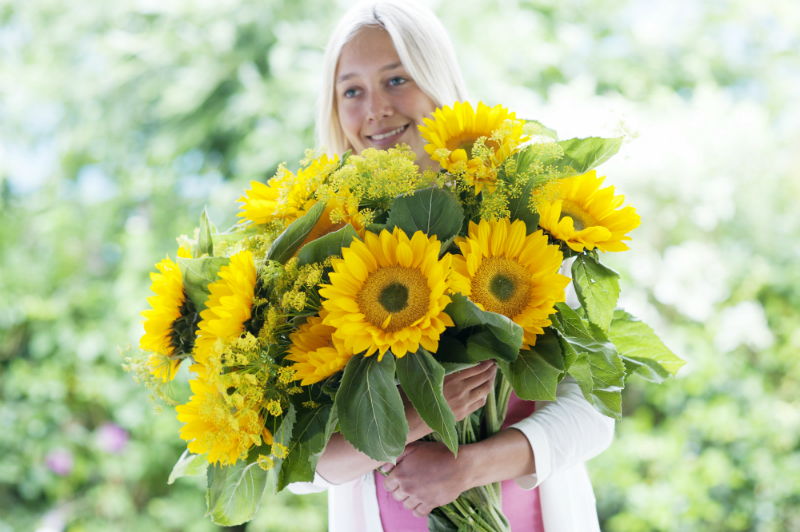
[289,2,615,531]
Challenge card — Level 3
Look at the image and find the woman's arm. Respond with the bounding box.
[381,428,536,517]
[383,377,616,517]
[314,360,498,485]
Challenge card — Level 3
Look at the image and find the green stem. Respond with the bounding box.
[485,380,501,436]
[451,498,496,532]
[497,375,512,422]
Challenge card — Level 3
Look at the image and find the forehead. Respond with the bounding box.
[336,26,402,80]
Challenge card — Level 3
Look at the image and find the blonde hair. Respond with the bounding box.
[317,0,469,155]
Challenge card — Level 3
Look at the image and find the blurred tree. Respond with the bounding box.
[1,0,798,531]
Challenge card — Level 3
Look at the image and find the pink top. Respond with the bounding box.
[374,391,545,531]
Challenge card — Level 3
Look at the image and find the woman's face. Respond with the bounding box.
[335,26,438,171]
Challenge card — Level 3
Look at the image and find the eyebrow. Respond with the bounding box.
[336,62,403,84]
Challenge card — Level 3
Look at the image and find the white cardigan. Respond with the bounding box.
[288,376,615,532]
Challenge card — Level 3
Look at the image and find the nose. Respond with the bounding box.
[366,90,394,122]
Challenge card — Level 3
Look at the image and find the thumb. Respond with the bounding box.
[378,463,395,475]
[380,444,417,474]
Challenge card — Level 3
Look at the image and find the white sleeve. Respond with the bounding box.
[507,376,616,489]
[285,471,359,495]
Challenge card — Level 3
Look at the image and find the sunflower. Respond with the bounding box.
[140,247,195,381]
[194,250,257,366]
[176,374,271,465]
[450,218,570,349]
[536,170,641,253]
[418,101,529,195]
[285,310,353,385]
[319,228,454,359]
[237,154,339,226]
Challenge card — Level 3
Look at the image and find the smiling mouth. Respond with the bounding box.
[367,124,410,141]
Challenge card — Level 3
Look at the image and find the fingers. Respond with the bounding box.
[445,359,494,382]
[462,361,497,391]
[468,369,496,402]
[413,504,433,518]
[393,489,409,502]
[465,394,489,416]
[383,475,400,493]
[402,497,417,510]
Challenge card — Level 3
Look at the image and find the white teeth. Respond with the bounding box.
[371,125,406,140]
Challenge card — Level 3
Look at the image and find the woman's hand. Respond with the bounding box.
[383,428,537,517]
[440,359,497,421]
[315,360,496,486]
[381,441,471,518]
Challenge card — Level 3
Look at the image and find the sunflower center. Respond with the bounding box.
[358,266,431,333]
[471,257,533,318]
[489,275,515,302]
[560,200,598,232]
[169,295,198,357]
[379,283,409,312]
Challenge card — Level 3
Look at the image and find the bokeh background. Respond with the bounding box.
[2,0,799,530]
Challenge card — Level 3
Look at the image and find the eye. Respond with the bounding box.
[388,77,407,87]
[343,87,361,98]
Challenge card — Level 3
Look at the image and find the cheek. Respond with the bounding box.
[405,91,436,124]
[338,102,364,139]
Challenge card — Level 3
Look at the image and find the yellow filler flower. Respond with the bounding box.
[286,310,353,385]
[450,218,570,349]
[319,228,454,359]
[537,170,641,253]
[140,247,193,381]
[176,374,271,465]
[418,101,529,194]
[194,250,257,366]
[237,154,339,226]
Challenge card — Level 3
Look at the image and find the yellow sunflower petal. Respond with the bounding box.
[320,228,454,359]
[450,218,568,349]
[537,171,640,253]
[417,101,529,194]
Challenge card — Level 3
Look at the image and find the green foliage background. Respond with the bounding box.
[1,0,799,530]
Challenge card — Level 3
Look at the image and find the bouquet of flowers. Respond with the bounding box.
[127,101,684,530]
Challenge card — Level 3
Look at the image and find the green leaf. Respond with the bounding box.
[433,336,476,372]
[552,302,592,339]
[196,206,214,258]
[366,222,388,234]
[297,223,359,266]
[553,137,623,175]
[506,185,540,235]
[212,225,260,246]
[498,328,564,401]
[498,148,542,235]
[609,310,685,382]
[562,335,626,420]
[339,149,352,168]
[335,352,408,463]
[428,509,460,531]
[385,187,465,244]
[572,255,620,332]
[269,403,296,492]
[265,201,326,264]
[205,460,268,526]
[465,330,520,363]
[177,256,230,311]
[396,348,458,454]
[445,293,524,352]
[168,450,208,484]
[525,119,559,141]
[274,402,335,491]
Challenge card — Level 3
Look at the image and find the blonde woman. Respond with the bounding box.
[289,2,615,531]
